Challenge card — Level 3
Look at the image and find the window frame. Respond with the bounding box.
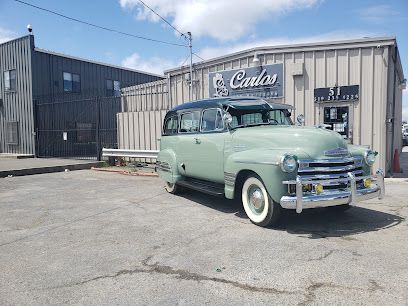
[63,72,81,93]
[4,69,17,92]
[106,79,121,97]
[178,110,201,134]
[162,115,179,136]
[200,108,225,133]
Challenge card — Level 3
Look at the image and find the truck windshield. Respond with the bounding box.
[230,109,292,129]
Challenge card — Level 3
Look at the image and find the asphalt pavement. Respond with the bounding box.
[0,170,407,305]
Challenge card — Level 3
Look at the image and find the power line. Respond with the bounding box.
[13,0,188,48]
[137,0,186,39]
[193,52,205,61]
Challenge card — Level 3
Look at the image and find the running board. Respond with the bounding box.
[177,178,224,197]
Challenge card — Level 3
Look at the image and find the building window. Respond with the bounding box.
[6,121,18,145]
[106,80,121,96]
[4,70,16,91]
[63,72,80,93]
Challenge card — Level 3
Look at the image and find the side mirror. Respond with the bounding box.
[223,113,233,126]
[296,114,305,126]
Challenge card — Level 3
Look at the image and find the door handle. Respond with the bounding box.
[194,137,201,144]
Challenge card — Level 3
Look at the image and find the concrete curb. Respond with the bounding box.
[91,167,159,177]
[0,161,104,178]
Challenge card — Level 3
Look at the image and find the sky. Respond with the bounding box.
[0,0,407,120]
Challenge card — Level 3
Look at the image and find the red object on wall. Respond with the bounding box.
[393,149,401,173]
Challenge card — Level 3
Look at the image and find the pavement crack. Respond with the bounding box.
[297,280,385,306]
[142,258,296,295]
[46,256,298,296]
[308,249,335,261]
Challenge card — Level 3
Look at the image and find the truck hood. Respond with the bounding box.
[231,125,348,159]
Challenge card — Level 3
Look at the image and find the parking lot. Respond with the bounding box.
[0,170,407,305]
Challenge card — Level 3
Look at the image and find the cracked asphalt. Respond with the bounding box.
[0,170,407,305]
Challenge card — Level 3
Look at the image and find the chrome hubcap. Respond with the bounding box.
[248,185,265,214]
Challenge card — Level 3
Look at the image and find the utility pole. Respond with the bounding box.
[187,32,193,100]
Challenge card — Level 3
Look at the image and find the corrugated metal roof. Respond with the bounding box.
[34,48,165,78]
[165,36,397,74]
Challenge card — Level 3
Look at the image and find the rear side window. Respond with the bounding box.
[179,111,200,133]
[201,108,224,132]
[163,116,179,135]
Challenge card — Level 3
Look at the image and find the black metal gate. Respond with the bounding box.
[35,96,121,160]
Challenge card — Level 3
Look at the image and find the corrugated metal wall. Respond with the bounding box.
[0,35,34,154]
[118,38,404,173]
[121,79,168,112]
[31,49,162,101]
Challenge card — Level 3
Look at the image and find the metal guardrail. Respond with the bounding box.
[102,148,159,159]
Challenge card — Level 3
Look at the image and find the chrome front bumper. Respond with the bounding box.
[280,169,385,213]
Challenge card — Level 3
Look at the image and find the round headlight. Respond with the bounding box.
[364,150,377,166]
[280,154,297,172]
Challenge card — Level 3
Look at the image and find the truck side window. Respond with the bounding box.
[163,116,179,135]
[179,111,200,133]
[201,108,224,132]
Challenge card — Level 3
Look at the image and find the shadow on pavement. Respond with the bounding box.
[179,190,404,239]
[274,206,404,239]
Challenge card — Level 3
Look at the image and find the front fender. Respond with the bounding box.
[224,148,309,203]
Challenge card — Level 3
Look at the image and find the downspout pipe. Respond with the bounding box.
[390,45,398,176]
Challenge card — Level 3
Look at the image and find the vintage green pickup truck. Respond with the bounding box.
[157,97,384,226]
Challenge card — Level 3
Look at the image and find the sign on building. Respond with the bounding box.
[314,85,359,102]
[209,64,284,98]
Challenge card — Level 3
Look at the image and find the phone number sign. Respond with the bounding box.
[314,85,359,102]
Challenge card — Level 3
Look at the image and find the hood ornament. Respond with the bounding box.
[324,147,349,157]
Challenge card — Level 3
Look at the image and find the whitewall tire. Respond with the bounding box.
[241,175,281,227]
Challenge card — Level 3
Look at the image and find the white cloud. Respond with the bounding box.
[119,0,320,41]
[358,5,401,24]
[121,52,178,75]
[196,30,379,61]
[0,27,16,44]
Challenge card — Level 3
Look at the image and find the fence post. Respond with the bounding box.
[96,96,102,161]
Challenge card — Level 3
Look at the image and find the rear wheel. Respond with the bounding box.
[165,181,180,194]
[241,175,281,227]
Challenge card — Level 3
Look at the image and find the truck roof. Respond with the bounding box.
[167,97,293,116]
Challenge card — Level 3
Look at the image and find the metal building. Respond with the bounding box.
[119,36,405,175]
[0,35,163,156]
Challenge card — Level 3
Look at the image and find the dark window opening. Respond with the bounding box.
[106,80,121,97]
[323,106,349,139]
[4,70,16,91]
[63,72,80,93]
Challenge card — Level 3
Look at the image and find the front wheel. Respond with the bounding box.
[241,175,281,227]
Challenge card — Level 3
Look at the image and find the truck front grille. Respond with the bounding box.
[294,157,364,191]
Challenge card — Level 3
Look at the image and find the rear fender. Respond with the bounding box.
[157,149,182,183]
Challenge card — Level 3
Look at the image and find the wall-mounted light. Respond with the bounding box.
[252,53,261,66]
[27,24,33,34]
